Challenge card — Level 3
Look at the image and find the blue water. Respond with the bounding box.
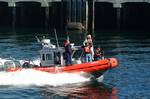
[0,31,150,99]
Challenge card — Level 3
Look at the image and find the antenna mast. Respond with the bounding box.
[54,29,59,48]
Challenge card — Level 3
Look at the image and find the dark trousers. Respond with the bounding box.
[65,52,72,66]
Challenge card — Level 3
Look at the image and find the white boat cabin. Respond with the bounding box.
[39,38,82,67]
[40,39,65,66]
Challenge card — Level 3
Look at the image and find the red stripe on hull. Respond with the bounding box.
[7,58,118,74]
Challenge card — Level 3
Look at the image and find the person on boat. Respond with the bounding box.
[83,42,92,62]
[64,40,72,66]
[83,34,93,46]
[94,47,103,61]
[83,34,94,60]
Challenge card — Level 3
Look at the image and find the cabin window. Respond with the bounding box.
[46,54,52,60]
[42,54,45,61]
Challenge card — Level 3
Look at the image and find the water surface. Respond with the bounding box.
[0,31,149,99]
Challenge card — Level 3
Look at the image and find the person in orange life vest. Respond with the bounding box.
[83,42,92,62]
[94,47,103,61]
[83,34,94,59]
[83,34,93,44]
[64,40,72,66]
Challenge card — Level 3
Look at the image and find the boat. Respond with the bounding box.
[6,37,118,80]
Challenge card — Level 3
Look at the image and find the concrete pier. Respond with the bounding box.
[0,0,61,7]
[0,0,150,32]
[0,0,149,7]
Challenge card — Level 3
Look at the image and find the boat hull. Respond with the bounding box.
[7,58,118,79]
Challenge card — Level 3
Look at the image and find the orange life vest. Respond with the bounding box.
[84,46,91,53]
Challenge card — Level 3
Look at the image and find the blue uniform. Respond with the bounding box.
[64,44,72,66]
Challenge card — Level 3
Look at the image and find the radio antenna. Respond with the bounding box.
[54,29,59,48]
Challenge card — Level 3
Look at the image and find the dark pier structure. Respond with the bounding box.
[0,0,150,33]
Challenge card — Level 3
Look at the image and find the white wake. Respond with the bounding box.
[0,69,90,86]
